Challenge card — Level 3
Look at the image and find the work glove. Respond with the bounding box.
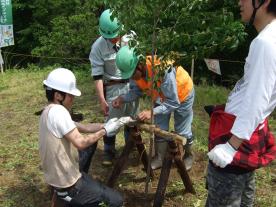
[207,142,237,168]
[118,116,136,127]
[104,118,121,137]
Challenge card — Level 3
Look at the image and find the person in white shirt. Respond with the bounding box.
[39,68,123,207]
[206,0,276,206]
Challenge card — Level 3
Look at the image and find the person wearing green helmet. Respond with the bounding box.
[89,9,138,167]
[113,45,195,171]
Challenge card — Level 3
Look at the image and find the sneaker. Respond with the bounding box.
[102,150,116,166]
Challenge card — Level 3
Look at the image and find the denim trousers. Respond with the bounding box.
[78,142,98,173]
[205,163,255,207]
[154,88,194,143]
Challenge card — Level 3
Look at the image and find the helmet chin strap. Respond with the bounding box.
[249,0,265,25]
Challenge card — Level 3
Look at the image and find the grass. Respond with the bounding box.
[0,67,275,207]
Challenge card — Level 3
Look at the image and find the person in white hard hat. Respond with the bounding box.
[39,68,123,206]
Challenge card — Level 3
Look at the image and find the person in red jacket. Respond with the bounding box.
[206,0,276,206]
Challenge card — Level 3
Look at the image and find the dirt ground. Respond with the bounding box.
[90,140,208,207]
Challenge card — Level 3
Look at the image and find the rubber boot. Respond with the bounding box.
[102,149,116,166]
[183,144,194,171]
[151,141,168,170]
[102,136,116,166]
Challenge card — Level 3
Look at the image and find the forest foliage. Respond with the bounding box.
[7,0,256,84]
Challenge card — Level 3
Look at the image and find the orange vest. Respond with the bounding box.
[135,56,193,103]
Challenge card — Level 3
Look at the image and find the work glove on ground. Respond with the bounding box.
[207,142,237,168]
[104,118,121,137]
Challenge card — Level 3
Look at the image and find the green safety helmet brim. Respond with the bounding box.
[116,46,139,79]
[99,9,121,39]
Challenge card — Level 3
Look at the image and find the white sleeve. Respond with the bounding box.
[47,105,76,138]
[231,39,276,140]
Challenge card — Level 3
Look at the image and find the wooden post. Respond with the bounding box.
[107,132,135,187]
[170,142,196,194]
[191,56,194,81]
[153,147,173,207]
[153,140,196,206]
[0,49,4,74]
[132,126,153,178]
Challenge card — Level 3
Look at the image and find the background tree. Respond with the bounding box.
[8,0,254,85]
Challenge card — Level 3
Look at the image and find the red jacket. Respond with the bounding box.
[208,106,276,170]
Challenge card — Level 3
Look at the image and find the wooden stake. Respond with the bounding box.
[137,123,186,145]
[153,141,196,207]
[191,56,194,81]
[0,49,4,74]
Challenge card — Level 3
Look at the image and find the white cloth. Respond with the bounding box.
[47,104,76,138]
[225,20,276,140]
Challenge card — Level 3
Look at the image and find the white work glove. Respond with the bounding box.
[104,118,121,137]
[207,142,237,168]
[118,116,136,127]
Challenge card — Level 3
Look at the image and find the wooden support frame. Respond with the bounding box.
[107,123,196,206]
[153,141,196,207]
[107,126,153,187]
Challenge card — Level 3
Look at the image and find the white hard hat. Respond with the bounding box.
[43,68,81,96]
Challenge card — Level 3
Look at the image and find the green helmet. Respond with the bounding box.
[99,9,121,39]
[116,46,139,79]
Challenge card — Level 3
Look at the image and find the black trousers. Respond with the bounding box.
[55,173,123,207]
[78,142,98,173]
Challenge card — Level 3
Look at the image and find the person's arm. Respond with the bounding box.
[65,128,106,150]
[153,68,180,115]
[230,39,276,140]
[66,118,122,150]
[95,79,109,115]
[89,42,109,116]
[122,79,143,102]
[112,80,142,108]
[138,69,181,121]
[75,122,104,133]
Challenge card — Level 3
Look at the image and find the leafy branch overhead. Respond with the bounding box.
[108,0,246,63]
[11,0,248,84]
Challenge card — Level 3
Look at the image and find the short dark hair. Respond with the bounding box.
[44,85,65,102]
[267,0,276,15]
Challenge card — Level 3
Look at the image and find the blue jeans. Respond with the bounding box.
[154,89,194,143]
[78,142,98,173]
[206,163,255,207]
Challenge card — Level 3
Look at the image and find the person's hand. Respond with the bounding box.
[207,142,237,168]
[138,110,152,121]
[103,118,121,137]
[100,100,109,116]
[112,96,124,108]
